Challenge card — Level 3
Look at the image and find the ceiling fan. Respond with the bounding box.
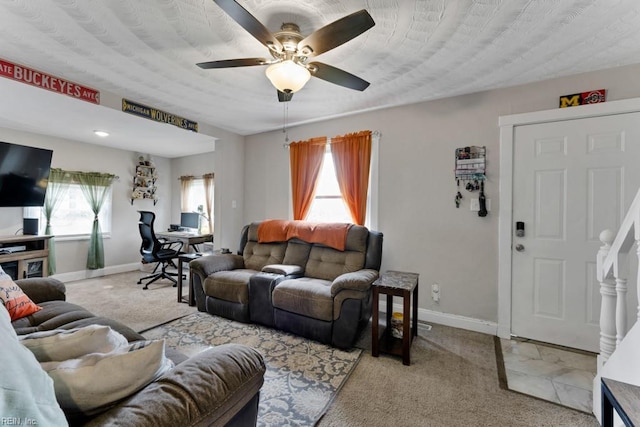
[197,0,375,102]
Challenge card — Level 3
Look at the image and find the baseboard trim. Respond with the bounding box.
[51,263,141,283]
[50,267,499,336]
[384,303,498,336]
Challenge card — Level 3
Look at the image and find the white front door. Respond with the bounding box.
[511,112,640,352]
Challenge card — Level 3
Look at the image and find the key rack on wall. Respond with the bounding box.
[454,146,488,216]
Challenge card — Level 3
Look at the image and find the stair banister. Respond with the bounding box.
[594,186,640,420]
[597,229,616,362]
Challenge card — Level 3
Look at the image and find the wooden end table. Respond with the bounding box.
[372,270,419,366]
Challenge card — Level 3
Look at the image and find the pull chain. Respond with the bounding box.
[282,103,289,143]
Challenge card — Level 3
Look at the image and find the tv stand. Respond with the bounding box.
[0,235,53,280]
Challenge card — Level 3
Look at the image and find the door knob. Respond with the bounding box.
[515,243,525,252]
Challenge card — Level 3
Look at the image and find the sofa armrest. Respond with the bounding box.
[330,269,379,296]
[83,343,266,427]
[189,254,245,278]
[14,278,66,304]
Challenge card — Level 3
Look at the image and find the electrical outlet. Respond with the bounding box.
[432,283,440,304]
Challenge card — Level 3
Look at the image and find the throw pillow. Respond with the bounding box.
[19,325,129,362]
[41,339,174,416]
[0,305,68,426]
[0,265,42,321]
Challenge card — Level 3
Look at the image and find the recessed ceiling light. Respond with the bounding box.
[94,130,109,137]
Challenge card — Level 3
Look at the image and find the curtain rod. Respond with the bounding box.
[282,130,381,149]
[177,173,214,180]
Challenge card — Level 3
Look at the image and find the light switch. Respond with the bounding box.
[470,198,479,211]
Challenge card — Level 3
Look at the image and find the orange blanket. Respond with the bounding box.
[258,220,352,251]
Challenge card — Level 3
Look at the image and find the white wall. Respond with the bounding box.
[243,63,640,325]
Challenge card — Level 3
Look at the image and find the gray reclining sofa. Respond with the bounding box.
[189,221,383,348]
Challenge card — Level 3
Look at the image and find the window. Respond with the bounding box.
[304,137,378,228]
[305,149,352,223]
[29,184,112,238]
[181,177,214,234]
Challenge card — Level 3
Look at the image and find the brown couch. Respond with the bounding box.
[10,277,265,426]
[190,221,383,348]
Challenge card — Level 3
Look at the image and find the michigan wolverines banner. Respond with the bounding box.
[559,89,606,108]
[122,98,198,132]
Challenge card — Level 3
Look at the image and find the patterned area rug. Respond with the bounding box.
[144,312,362,426]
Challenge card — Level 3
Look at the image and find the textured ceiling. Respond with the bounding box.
[1,0,640,157]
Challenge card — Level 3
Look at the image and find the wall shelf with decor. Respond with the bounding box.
[131,160,158,205]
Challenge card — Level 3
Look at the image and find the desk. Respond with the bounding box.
[156,231,213,253]
[372,270,419,366]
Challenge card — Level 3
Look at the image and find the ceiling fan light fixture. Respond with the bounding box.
[265,60,311,94]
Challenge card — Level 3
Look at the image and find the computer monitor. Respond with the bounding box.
[180,212,199,230]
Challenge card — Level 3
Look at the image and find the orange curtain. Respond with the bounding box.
[331,130,372,225]
[289,137,327,220]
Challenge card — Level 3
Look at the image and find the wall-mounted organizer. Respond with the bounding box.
[131,156,158,205]
[454,146,488,216]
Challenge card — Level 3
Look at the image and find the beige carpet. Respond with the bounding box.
[318,325,599,427]
[62,273,599,426]
[64,271,196,333]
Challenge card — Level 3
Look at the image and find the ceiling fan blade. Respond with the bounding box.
[277,90,293,102]
[213,0,283,52]
[309,62,370,91]
[197,58,270,69]
[298,10,375,57]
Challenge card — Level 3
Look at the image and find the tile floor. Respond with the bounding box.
[500,338,596,413]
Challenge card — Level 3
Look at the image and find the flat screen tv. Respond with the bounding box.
[0,141,53,207]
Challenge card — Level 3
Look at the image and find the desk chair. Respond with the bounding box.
[137,211,184,289]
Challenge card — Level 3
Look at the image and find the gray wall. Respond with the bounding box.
[170,126,245,252]
[243,63,640,324]
[3,62,640,325]
[0,127,172,274]
[0,122,246,277]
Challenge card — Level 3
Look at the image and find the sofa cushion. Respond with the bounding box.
[344,225,369,252]
[19,325,129,362]
[272,277,333,321]
[304,246,366,281]
[204,269,257,304]
[42,338,174,416]
[282,240,312,268]
[83,344,265,427]
[12,300,147,343]
[12,300,95,334]
[243,241,286,271]
[0,267,42,321]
